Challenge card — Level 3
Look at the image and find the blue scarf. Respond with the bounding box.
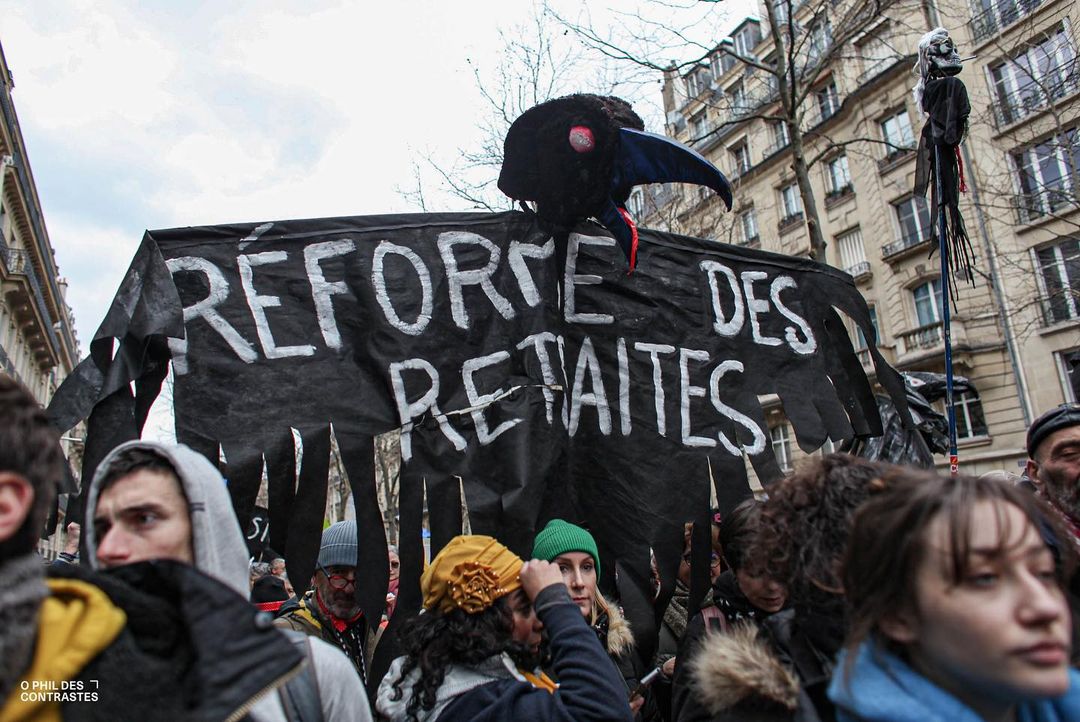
[828,640,1080,722]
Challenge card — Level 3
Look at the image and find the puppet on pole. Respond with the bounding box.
[913,27,974,474]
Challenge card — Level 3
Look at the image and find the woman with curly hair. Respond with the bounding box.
[830,472,1080,721]
[375,534,633,722]
[681,453,887,722]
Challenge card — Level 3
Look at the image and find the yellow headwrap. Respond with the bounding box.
[421,535,523,613]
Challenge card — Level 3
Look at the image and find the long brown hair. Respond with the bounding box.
[841,471,1074,679]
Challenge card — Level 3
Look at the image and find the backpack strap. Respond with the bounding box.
[278,630,324,722]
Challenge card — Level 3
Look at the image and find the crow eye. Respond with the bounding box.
[568,126,595,153]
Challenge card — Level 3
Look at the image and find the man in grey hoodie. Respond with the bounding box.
[85,439,372,722]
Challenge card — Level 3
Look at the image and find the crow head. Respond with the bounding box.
[499,93,732,270]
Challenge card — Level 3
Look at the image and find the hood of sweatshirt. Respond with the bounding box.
[83,440,251,597]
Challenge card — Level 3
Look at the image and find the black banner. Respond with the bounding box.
[50,210,906,663]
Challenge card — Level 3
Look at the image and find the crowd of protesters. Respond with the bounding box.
[2,370,1080,721]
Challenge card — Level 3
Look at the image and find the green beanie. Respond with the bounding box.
[531,519,601,577]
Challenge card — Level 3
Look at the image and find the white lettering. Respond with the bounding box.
[389,358,467,462]
[238,251,316,359]
[517,332,560,425]
[770,276,818,355]
[462,351,523,444]
[304,240,355,350]
[634,342,676,436]
[568,337,611,436]
[617,337,631,436]
[709,361,767,455]
[508,239,554,307]
[167,256,257,370]
[680,348,714,448]
[565,234,615,325]
[740,271,782,347]
[700,260,744,336]
[437,231,515,330]
[372,241,433,336]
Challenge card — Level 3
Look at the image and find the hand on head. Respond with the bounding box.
[519,559,564,599]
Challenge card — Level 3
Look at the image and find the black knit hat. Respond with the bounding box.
[1027,403,1080,457]
[250,575,288,604]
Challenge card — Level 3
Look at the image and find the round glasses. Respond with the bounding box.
[318,564,356,590]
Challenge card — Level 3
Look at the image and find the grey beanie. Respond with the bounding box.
[318,520,358,568]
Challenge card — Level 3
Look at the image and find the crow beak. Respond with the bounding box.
[612,128,733,210]
[598,128,733,272]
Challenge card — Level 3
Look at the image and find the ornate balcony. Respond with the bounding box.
[991,61,1079,129]
[845,260,872,280]
[882,234,932,261]
[1014,189,1076,224]
[1,244,62,364]
[969,0,1043,44]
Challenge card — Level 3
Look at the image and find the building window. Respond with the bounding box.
[816,82,840,122]
[627,190,645,219]
[858,32,897,81]
[836,227,867,272]
[687,66,712,97]
[990,28,1077,126]
[1012,130,1077,221]
[807,19,833,64]
[728,81,747,115]
[1034,237,1080,325]
[768,121,790,154]
[771,423,793,471]
[730,141,752,176]
[971,0,1044,43]
[826,155,852,194]
[780,182,803,220]
[772,0,789,25]
[691,113,710,144]
[944,391,990,439]
[1056,349,1080,402]
[740,208,759,244]
[892,195,933,248]
[912,278,944,326]
[733,25,758,57]
[880,109,915,156]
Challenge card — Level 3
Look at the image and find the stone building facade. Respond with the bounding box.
[0,41,81,556]
[635,0,1078,482]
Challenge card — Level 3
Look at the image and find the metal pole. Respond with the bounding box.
[934,143,960,475]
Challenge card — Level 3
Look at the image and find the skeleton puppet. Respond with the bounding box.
[913,28,975,285]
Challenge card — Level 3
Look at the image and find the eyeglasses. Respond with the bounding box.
[317,563,356,590]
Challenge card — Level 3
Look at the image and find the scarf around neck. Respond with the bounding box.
[0,554,49,702]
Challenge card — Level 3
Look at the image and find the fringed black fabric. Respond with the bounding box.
[915,76,976,302]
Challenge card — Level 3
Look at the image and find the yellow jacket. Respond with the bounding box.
[1,578,125,722]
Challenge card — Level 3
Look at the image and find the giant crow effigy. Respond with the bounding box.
[48,94,909,680]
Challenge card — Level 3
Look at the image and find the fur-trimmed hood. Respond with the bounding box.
[594,595,635,657]
[689,621,800,715]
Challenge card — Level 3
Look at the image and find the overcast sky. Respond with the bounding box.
[3,0,754,355]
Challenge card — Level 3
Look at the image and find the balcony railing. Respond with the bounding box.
[778,211,804,233]
[991,62,1080,128]
[845,260,872,279]
[898,322,943,355]
[1039,293,1080,327]
[825,183,855,208]
[856,55,910,86]
[877,145,917,172]
[969,0,1043,44]
[882,234,931,260]
[1014,189,1076,224]
[811,100,841,127]
[763,136,790,159]
[3,247,61,359]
